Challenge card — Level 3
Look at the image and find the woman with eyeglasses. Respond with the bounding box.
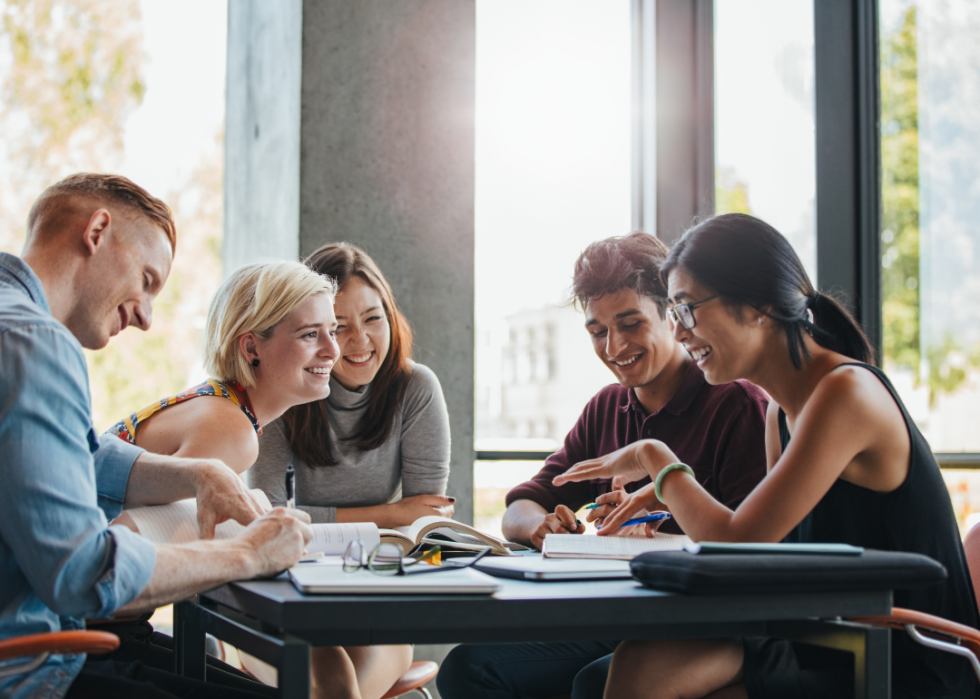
[247,242,453,699]
[554,213,978,699]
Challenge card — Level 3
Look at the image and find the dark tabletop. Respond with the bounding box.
[198,575,893,646]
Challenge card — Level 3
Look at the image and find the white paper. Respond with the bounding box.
[307,522,380,555]
[543,533,692,560]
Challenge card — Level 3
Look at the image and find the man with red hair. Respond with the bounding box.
[0,174,312,699]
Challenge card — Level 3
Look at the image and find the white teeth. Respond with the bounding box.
[613,355,639,367]
[689,346,713,361]
[345,352,372,364]
[307,367,331,374]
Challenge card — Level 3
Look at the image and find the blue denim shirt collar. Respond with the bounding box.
[0,253,50,315]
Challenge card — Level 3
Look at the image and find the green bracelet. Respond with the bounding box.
[654,462,695,502]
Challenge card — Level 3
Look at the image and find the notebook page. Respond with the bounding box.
[543,533,692,559]
[307,522,380,556]
[124,490,273,544]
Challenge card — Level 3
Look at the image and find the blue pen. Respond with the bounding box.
[597,511,671,531]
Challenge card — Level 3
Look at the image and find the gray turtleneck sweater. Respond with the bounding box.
[247,361,450,523]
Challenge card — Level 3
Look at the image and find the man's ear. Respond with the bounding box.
[81,209,112,256]
[238,332,259,364]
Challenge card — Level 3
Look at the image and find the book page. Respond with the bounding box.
[126,498,252,543]
[307,522,380,556]
[543,533,692,560]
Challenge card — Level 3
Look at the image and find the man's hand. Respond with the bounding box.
[191,460,268,539]
[529,504,585,550]
[239,507,314,578]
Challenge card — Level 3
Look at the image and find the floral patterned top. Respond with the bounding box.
[106,378,261,445]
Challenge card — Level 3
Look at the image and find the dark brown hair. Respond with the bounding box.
[571,231,671,316]
[282,242,414,465]
[662,213,874,368]
[27,173,176,252]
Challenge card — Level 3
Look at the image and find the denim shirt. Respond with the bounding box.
[0,253,157,698]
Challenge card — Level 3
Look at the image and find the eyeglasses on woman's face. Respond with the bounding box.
[667,295,719,330]
[342,540,491,576]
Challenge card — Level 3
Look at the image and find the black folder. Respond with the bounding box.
[630,549,947,595]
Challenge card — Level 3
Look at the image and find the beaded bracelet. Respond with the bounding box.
[654,462,695,502]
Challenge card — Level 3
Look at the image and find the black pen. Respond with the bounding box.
[285,463,295,509]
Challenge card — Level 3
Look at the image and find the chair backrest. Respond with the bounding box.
[962,523,980,611]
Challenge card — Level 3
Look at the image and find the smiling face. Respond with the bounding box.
[584,288,683,393]
[251,292,340,405]
[667,266,768,385]
[71,214,173,350]
[331,276,391,391]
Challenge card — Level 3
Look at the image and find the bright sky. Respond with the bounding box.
[714,0,816,280]
[474,0,632,325]
[120,0,227,199]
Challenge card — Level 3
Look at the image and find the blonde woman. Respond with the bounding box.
[108,260,340,473]
[110,260,351,698]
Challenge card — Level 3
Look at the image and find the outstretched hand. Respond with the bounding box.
[552,440,679,489]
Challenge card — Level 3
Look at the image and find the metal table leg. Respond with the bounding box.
[174,598,207,680]
[768,619,891,699]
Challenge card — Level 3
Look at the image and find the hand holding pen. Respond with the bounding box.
[285,463,296,509]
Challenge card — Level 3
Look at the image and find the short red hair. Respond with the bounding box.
[27,173,176,252]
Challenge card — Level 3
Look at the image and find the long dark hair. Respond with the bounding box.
[662,213,874,368]
[282,242,414,465]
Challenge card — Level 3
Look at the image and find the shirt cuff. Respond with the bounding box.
[93,525,157,618]
[94,434,145,520]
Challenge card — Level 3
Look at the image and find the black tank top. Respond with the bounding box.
[779,363,979,696]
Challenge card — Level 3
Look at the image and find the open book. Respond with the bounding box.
[124,493,381,556]
[380,516,520,556]
[543,533,692,561]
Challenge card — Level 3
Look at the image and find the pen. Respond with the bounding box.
[619,512,671,528]
[596,511,671,531]
[585,501,617,510]
[285,463,295,509]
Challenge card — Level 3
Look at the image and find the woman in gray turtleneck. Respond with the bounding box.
[247,243,451,699]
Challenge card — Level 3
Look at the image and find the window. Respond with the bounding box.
[473,0,632,535]
[714,0,816,280]
[880,0,980,532]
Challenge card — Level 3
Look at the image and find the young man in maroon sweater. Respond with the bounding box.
[437,232,769,699]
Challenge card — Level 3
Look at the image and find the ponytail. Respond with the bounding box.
[663,214,876,369]
[807,292,875,365]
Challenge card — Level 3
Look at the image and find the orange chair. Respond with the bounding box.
[0,630,119,680]
[380,660,439,699]
[851,522,980,682]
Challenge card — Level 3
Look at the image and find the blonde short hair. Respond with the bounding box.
[204,261,337,387]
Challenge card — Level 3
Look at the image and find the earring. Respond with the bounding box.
[758,317,765,326]
[251,358,260,368]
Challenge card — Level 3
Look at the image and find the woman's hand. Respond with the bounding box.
[389,494,456,526]
[552,440,680,489]
[596,481,666,536]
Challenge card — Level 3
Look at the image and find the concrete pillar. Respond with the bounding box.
[298,1,476,527]
[224,0,303,269]
[225,1,476,524]
[227,7,474,690]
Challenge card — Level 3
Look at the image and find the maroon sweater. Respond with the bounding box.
[506,361,769,535]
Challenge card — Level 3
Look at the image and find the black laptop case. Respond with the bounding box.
[630,549,947,595]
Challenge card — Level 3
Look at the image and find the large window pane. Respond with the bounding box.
[880,0,980,533]
[474,0,632,535]
[714,0,816,281]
